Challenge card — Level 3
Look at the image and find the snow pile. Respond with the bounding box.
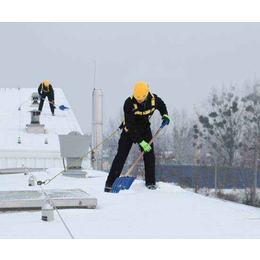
[1,170,260,239]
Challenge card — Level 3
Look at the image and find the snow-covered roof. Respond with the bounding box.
[1,170,260,238]
[0,87,83,158]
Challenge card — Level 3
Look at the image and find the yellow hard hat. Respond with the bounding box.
[134,81,149,100]
[43,79,50,87]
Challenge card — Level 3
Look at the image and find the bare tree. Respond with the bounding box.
[171,108,195,165]
[240,81,260,205]
[193,87,245,166]
[242,82,260,149]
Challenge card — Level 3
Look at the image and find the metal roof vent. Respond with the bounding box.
[31,92,40,107]
[30,109,40,124]
[26,110,45,134]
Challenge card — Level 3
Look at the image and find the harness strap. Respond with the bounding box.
[41,83,50,93]
[123,93,156,132]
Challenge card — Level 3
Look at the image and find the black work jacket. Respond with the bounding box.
[121,92,168,143]
[38,83,54,99]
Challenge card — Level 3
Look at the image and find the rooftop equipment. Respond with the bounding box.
[0,189,97,211]
[59,131,91,178]
[41,202,54,221]
[26,109,45,134]
[30,92,40,107]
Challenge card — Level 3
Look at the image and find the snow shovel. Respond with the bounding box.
[40,96,69,111]
[111,123,166,193]
[58,104,69,111]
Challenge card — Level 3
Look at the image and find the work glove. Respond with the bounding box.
[140,140,152,153]
[161,114,171,128]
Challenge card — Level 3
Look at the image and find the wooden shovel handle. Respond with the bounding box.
[125,127,163,177]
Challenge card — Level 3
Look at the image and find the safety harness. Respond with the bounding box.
[41,83,50,93]
[123,93,156,132]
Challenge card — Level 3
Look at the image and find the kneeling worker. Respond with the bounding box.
[105,81,170,192]
[38,79,55,116]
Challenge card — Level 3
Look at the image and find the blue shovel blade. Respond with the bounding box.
[59,105,69,111]
[111,177,136,193]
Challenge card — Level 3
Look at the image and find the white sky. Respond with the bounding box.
[0,23,260,133]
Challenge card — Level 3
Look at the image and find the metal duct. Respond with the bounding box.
[92,89,103,171]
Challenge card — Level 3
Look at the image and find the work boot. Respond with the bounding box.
[146,184,157,190]
[104,183,112,193]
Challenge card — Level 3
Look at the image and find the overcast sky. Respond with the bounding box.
[0,23,260,133]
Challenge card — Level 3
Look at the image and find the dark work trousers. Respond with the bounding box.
[106,128,155,186]
[38,93,55,113]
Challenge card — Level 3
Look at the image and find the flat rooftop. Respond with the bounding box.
[0,87,83,158]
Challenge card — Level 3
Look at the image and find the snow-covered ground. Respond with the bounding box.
[187,187,260,206]
[1,169,260,239]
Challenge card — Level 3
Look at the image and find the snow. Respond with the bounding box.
[0,87,82,151]
[1,170,260,239]
[0,90,259,238]
[0,87,89,169]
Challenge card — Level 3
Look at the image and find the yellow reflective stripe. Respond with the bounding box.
[122,119,129,132]
[134,108,155,115]
[42,83,50,92]
[129,93,156,117]
[134,111,143,115]
[151,94,155,107]
[151,98,155,107]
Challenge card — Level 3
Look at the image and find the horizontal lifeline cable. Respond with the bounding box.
[18,96,31,110]
[32,173,75,239]
[37,127,120,186]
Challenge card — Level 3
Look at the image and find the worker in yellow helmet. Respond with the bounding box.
[38,80,55,116]
[105,81,170,192]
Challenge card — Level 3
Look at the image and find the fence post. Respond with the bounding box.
[253,147,258,205]
[214,156,218,196]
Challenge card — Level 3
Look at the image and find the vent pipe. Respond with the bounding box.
[31,92,40,107]
[92,89,103,171]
